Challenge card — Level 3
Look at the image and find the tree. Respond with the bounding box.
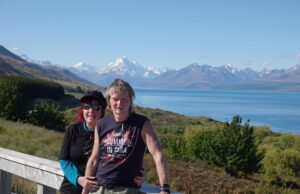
[217,116,263,176]
[26,100,66,131]
[0,76,66,130]
[0,76,27,120]
[185,115,263,176]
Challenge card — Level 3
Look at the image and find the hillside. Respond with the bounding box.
[0,45,102,91]
[0,112,256,194]
[1,102,300,193]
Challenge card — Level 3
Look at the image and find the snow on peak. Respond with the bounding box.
[20,54,30,61]
[74,62,86,67]
[223,64,239,73]
[19,54,54,66]
[115,57,136,65]
[72,62,95,72]
[290,64,300,71]
[97,57,165,78]
[106,57,137,69]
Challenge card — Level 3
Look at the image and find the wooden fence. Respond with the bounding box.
[0,147,180,194]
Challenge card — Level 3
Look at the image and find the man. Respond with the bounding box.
[83,79,171,194]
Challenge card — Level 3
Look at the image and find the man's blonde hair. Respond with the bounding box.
[106,79,135,113]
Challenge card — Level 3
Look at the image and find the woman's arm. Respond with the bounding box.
[59,126,82,187]
[59,159,81,187]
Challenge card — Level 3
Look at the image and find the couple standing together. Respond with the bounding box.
[59,79,171,194]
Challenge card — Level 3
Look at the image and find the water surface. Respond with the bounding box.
[134,88,300,134]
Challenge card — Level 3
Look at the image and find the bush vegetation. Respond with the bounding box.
[0,76,66,131]
[160,115,263,176]
[259,134,300,187]
[0,78,299,193]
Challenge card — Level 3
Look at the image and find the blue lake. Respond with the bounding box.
[134,88,300,134]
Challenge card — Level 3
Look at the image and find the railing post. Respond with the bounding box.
[37,184,57,194]
[0,170,12,194]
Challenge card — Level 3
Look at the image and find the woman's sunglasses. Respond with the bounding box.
[82,103,102,111]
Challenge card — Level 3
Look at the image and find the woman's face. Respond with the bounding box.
[82,99,102,128]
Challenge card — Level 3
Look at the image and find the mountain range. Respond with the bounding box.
[66,56,300,92]
[0,45,94,87]
[1,45,300,92]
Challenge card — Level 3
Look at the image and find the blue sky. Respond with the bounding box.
[1,0,300,70]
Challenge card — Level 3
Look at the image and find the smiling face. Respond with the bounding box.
[109,91,131,122]
[82,99,102,128]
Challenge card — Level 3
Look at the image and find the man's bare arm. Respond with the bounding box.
[81,127,101,194]
[85,127,100,176]
[141,120,170,187]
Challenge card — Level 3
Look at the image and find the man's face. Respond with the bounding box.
[109,91,131,121]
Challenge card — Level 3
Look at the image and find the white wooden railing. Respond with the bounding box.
[0,147,180,194]
[0,147,63,194]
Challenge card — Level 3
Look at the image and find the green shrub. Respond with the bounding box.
[64,107,78,124]
[262,134,296,150]
[260,145,281,183]
[253,126,274,144]
[185,116,262,176]
[279,149,300,182]
[185,126,219,161]
[160,134,186,160]
[294,135,300,152]
[261,145,300,185]
[26,100,66,131]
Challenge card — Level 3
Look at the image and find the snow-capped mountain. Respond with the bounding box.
[97,57,164,77]
[67,57,166,87]
[94,57,166,86]
[67,62,99,82]
[65,57,300,91]
[144,63,300,91]
[148,63,261,88]
[9,45,300,91]
[73,62,95,71]
[260,64,300,83]
[19,54,58,66]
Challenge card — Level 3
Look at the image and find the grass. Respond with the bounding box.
[0,118,63,160]
[1,105,300,193]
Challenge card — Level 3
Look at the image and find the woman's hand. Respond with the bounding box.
[134,169,146,186]
[78,176,100,193]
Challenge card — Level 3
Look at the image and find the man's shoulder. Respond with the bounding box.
[99,114,114,123]
[132,112,148,120]
[130,113,150,127]
[97,114,117,130]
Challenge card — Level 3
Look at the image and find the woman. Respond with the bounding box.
[59,90,144,194]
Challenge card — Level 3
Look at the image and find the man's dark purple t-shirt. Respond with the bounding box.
[95,113,147,188]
